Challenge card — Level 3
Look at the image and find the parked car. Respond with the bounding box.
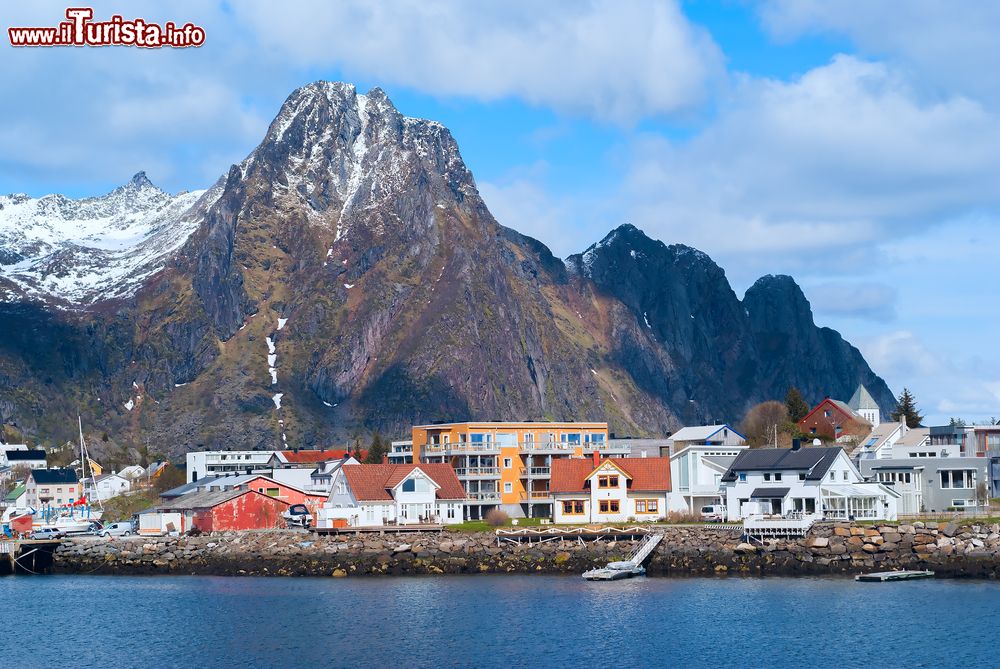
[282,504,313,529]
[100,521,134,538]
[700,505,725,522]
[31,527,63,540]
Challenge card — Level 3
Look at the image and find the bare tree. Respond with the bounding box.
[740,401,790,448]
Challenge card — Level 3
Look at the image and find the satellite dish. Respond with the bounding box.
[812,439,822,447]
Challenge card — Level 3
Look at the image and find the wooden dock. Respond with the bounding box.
[0,539,62,575]
[855,570,935,582]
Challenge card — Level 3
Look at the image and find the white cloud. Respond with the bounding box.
[230,0,723,123]
[759,1,1000,103]
[806,281,897,322]
[618,56,1000,279]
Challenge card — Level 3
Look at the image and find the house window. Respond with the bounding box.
[446,505,456,519]
[636,499,658,514]
[810,428,817,434]
[599,500,620,514]
[504,482,513,494]
[824,410,831,417]
[503,458,512,469]
[774,473,782,481]
[336,482,346,495]
[402,479,416,492]
[562,433,582,445]
[842,471,848,481]
[764,473,771,481]
[738,473,747,482]
[563,500,585,515]
[829,472,835,481]
[799,473,806,481]
[598,475,619,489]
[266,488,280,497]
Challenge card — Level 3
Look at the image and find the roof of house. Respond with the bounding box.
[275,449,366,464]
[849,422,904,456]
[848,384,879,411]
[896,427,930,448]
[670,424,746,443]
[160,477,218,499]
[722,447,843,482]
[550,457,671,494]
[4,484,25,502]
[30,468,79,484]
[799,398,866,426]
[152,488,288,512]
[342,464,466,501]
[750,487,790,498]
[5,450,46,461]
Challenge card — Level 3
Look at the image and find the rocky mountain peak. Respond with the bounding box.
[743,274,815,331]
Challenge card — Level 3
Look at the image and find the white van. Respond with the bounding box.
[700,505,725,522]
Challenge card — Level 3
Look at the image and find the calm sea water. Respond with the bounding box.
[0,574,994,668]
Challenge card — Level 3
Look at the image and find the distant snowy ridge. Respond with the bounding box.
[0,172,219,306]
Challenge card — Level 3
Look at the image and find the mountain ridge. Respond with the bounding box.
[0,82,895,455]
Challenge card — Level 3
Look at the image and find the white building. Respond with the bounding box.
[83,473,131,501]
[550,456,671,524]
[3,449,47,470]
[317,464,466,528]
[117,465,146,481]
[722,444,898,522]
[848,384,881,428]
[186,450,276,483]
[667,425,748,513]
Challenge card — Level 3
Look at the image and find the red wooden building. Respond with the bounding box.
[139,489,289,535]
[797,398,871,441]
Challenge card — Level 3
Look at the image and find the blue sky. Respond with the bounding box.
[3,1,1000,424]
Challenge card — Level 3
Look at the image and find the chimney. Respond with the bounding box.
[791,438,801,451]
[592,450,601,468]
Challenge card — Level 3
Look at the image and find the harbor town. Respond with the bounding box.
[5,385,1000,579]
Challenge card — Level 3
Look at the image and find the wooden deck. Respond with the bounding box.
[313,524,444,535]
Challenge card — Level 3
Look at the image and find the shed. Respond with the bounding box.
[140,488,289,535]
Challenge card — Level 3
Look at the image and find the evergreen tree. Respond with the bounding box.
[891,387,924,428]
[784,387,810,423]
[363,432,390,464]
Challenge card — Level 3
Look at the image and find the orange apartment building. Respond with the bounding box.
[412,421,627,519]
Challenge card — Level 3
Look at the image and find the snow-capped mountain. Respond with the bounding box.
[0,81,894,458]
[0,172,219,306]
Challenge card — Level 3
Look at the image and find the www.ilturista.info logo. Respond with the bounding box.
[8,7,205,48]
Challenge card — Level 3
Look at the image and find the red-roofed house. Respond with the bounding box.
[269,449,367,467]
[317,464,466,528]
[550,455,671,524]
[797,398,871,442]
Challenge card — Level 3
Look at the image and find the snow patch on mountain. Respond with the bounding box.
[0,172,218,306]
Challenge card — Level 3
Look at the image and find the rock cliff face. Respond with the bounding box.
[0,82,893,455]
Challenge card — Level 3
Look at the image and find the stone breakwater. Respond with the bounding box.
[53,521,1000,578]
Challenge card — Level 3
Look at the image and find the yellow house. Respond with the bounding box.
[412,422,627,520]
[87,458,104,477]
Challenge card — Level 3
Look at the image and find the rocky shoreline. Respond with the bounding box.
[52,521,1000,578]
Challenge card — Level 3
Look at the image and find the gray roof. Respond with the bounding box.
[722,447,842,482]
[670,424,746,443]
[160,477,220,499]
[152,488,264,511]
[848,384,879,411]
[750,487,790,498]
[896,427,930,447]
[196,474,258,491]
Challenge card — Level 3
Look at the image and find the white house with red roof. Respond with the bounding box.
[317,463,466,528]
[550,454,671,524]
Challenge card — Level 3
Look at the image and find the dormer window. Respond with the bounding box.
[402,479,415,492]
[598,475,619,488]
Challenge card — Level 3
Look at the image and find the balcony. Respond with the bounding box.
[420,442,500,454]
[520,441,616,453]
[466,491,501,503]
[521,467,551,478]
[454,467,500,479]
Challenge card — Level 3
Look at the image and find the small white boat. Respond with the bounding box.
[583,561,646,581]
